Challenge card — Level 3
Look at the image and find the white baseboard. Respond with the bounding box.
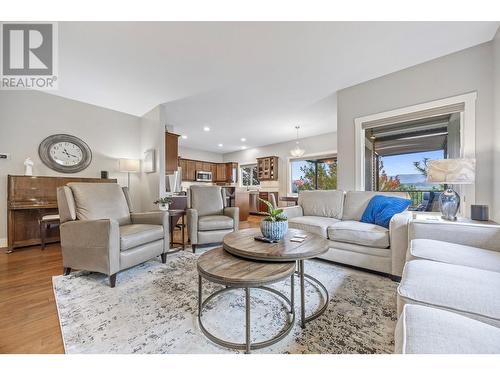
[0,238,7,249]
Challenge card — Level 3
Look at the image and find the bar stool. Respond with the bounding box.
[39,214,60,250]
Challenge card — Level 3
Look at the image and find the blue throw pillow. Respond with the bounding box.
[361,195,412,229]
[360,195,389,223]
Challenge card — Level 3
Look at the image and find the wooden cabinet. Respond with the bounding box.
[216,164,226,182]
[257,156,279,181]
[183,160,196,181]
[165,132,180,174]
[211,163,218,178]
[178,158,238,182]
[202,162,212,172]
[226,162,238,184]
[258,191,279,213]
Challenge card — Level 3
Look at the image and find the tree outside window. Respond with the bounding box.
[241,164,259,187]
[291,157,337,193]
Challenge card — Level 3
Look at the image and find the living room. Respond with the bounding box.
[1,1,500,373]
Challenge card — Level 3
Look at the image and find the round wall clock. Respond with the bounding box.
[38,134,92,173]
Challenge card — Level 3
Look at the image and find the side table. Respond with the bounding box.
[167,209,186,253]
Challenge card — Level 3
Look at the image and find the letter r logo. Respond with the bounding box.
[2,23,53,75]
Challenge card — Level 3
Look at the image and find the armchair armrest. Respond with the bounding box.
[59,219,120,275]
[131,211,168,225]
[409,220,500,252]
[389,211,412,277]
[223,207,240,230]
[282,205,303,220]
[130,211,169,252]
[186,208,199,245]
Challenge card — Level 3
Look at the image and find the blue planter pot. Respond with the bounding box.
[260,220,288,241]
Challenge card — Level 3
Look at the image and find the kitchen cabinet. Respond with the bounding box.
[202,162,212,172]
[216,164,226,182]
[226,162,238,184]
[257,156,279,181]
[165,132,180,174]
[178,158,238,183]
[184,160,196,181]
[211,163,218,178]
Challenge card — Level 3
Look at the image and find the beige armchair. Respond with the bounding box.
[186,185,239,253]
[56,183,170,287]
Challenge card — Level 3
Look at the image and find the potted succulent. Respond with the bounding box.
[154,197,173,211]
[258,198,288,241]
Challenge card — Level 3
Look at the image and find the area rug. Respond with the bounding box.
[52,250,398,354]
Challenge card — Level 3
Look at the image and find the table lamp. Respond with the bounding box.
[119,158,140,189]
[426,158,475,221]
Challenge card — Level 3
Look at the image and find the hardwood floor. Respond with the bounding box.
[0,215,261,354]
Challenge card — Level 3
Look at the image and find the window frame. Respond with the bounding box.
[240,163,260,188]
[288,153,337,196]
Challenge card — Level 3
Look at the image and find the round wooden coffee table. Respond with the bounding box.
[223,228,329,328]
[197,248,296,353]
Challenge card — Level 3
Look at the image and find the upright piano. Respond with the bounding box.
[7,175,117,252]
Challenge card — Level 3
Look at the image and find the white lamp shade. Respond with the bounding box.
[427,158,475,184]
[118,158,140,173]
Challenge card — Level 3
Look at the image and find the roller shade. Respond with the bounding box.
[362,103,464,130]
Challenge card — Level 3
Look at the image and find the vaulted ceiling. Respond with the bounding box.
[55,22,499,152]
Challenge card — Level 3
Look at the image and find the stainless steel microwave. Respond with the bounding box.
[196,170,212,182]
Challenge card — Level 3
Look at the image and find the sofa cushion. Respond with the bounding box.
[327,221,390,248]
[68,183,131,225]
[198,215,234,231]
[361,195,411,228]
[288,216,340,238]
[120,224,164,250]
[398,259,500,327]
[409,239,500,273]
[342,191,410,221]
[395,304,500,354]
[298,190,344,219]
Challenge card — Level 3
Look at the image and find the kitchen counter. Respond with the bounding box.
[235,191,250,221]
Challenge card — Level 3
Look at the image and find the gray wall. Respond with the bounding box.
[179,146,224,163]
[139,105,166,212]
[0,91,142,246]
[223,132,337,197]
[337,42,495,214]
[494,28,500,221]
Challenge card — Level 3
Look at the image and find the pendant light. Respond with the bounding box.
[290,125,305,157]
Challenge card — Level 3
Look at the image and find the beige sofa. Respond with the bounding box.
[282,190,411,278]
[395,220,500,353]
[57,183,170,287]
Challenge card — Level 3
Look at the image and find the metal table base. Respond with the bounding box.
[297,259,329,328]
[198,274,295,354]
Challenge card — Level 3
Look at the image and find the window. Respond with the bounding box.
[291,157,337,193]
[241,164,259,187]
[364,114,458,210]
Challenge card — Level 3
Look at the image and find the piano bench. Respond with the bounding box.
[39,214,60,250]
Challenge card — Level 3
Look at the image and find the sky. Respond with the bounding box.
[291,149,444,182]
[291,160,309,180]
[381,150,444,176]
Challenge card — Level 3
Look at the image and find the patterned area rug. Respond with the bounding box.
[53,250,398,354]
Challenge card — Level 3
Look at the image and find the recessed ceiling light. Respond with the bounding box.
[241,146,247,150]
[181,135,188,139]
[240,138,246,142]
[203,126,210,132]
[218,143,223,147]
